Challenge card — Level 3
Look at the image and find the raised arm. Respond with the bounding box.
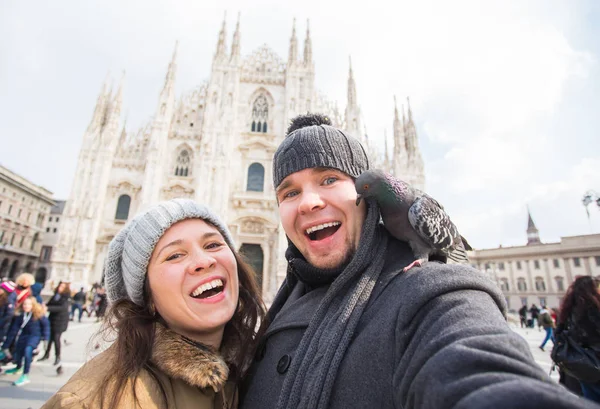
[394,286,595,408]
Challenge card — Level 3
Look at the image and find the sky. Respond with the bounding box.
[1,0,599,249]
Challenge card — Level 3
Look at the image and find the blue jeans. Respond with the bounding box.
[13,345,34,374]
[70,303,83,321]
[580,381,600,403]
[540,327,553,348]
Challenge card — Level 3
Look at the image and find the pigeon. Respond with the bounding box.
[355,169,472,271]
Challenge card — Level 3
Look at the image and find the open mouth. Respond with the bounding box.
[190,278,225,299]
[305,222,341,241]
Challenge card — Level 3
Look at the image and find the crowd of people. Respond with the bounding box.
[0,273,108,386]
[2,113,600,408]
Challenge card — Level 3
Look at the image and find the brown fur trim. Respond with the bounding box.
[151,324,229,392]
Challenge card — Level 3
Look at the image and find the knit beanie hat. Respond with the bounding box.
[272,113,370,189]
[104,198,235,306]
[1,281,15,293]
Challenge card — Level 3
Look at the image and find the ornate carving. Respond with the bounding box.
[108,181,142,197]
[241,45,286,85]
[161,184,195,201]
[241,220,265,234]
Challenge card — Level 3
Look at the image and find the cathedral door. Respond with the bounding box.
[239,244,264,293]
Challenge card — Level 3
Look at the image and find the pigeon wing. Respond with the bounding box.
[408,195,464,258]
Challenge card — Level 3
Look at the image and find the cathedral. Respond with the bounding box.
[51,17,425,302]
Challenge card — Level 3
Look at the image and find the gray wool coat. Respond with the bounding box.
[241,237,597,409]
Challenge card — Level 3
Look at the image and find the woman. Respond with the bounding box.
[14,273,35,309]
[0,281,17,343]
[39,281,71,365]
[0,296,50,386]
[557,276,600,403]
[43,199,265,409]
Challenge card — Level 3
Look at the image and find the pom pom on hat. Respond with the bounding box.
[0,281,16,293]
[273,113,370,188]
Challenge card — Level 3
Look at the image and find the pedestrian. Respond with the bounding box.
[530,303,540,329]
[240,113,596,409]
[0,296,50,386]
[519,304,528,328]
[30,281,44,304]
[538,306,555,351]
[70,287,86,322]
[556,276,600,403]
[0,281,17,343]
[42,199,265,409]
[14,273,35,309]
[39,281,71,366]
[94,287,107,321]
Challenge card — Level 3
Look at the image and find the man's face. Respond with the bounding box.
[276,167,367,269]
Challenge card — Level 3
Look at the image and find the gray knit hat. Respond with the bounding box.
[104,198,235,306]
[272,113,370,189]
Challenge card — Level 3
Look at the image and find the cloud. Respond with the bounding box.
[0,0,598,252]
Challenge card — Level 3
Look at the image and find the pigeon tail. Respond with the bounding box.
[447,242,470,263]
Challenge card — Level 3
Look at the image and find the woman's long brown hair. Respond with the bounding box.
[558,276,600,325]
[91,247,266,409]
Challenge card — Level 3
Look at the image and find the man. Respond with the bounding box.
[530,303,541,329]
[241,114,596,409]
[70,287,86,322]
[519,303,528,328]
[538,305,555,351]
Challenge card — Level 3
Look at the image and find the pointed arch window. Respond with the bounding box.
[246,163,265,192]
[115,195,131,221]
[174,149,192,177]
[251,94,268,133]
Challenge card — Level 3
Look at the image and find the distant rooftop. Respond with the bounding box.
[51,200,66,215]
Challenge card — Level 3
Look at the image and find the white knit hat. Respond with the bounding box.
[104,199,235,306]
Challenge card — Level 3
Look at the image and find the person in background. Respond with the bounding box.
[0,281,17,343]
[30,281,44,304]
[0,296,50,386]
[538,306,555,351]
[530,303,540,329]
[39,281,71,366]
[519,304,528,328]
[95,287,107,322]
[557,276,600,403]
[14,273,35,309]
[43,199,265,409]
[70,287,86,323]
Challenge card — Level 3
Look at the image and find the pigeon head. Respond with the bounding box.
[355,169,389,206]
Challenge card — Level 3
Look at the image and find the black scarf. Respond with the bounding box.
[274,201,389,409]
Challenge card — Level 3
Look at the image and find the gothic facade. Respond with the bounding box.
[51,18,425,302]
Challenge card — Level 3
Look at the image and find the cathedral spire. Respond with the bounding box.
[407,96,414,124]
[394,95,400,123]
[87,73,111,132]
[215,12,228,60]
[159,42,178,101]
[526,207,541,245]
[231,12,241,60]
[303,19,312,64]
[111,71,124,117]
[347,56,357,108]
[288,18,298,65]
[384,128,390,166]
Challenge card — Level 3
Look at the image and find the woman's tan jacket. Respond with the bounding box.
[42,324,237,409]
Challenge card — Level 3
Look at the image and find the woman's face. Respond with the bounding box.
[22,298,33,313]
[148,219,239,347]
[58,283,66,293]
